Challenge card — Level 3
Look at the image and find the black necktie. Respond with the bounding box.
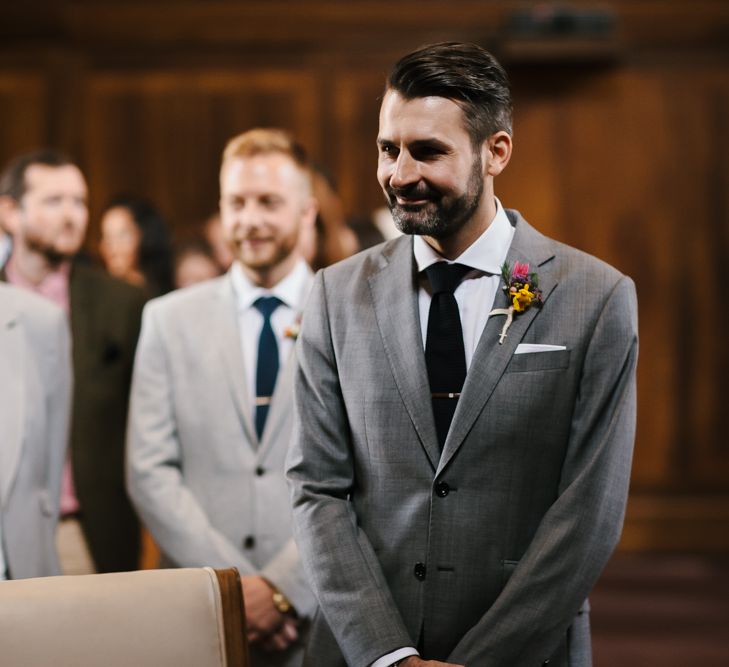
[254,296,283,440]
[424,262,471,448]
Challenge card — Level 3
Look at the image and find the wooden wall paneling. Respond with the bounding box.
[0,73,48,169]
[83,68,321,242]
[331,68,388,218]
[498,78,573,241]
[554,69,683,490]
[667,67,729,486]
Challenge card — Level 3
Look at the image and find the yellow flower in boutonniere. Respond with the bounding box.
[489,261,543,344]
[511,284,536,312]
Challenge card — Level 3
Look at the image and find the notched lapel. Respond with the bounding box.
[368,238,441,470]
[213,279,258,447]
[438,217,559,474]
[257,348,295,458]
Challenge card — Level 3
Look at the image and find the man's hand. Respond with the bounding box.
[399,659,464,667]
[260,617,299,651]
[240,575,298,651]
[240,575,284,639]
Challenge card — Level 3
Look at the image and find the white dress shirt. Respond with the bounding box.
[372,199,514,667]
[415,198,514,367]
[229,258,312,426]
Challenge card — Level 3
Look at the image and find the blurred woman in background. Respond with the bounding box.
[99,195,175,297]
[173,237,222,289]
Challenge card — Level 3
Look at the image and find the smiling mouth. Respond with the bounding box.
[241,237,272,245]
[396,196,429,204]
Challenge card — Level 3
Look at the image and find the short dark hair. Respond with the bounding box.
[387,42,513,147]
[0,149,77,201]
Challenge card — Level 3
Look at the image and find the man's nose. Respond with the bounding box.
[238,202,263,228]
[390,152,419,189]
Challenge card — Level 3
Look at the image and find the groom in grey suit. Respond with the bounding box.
[127,128,317,665]
[1,283,72,580]
[287,43,638,667]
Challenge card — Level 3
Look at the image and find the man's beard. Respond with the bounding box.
[386,156,484,239]
[25,227,77,266]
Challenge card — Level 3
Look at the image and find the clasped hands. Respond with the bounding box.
[241,575,299,651]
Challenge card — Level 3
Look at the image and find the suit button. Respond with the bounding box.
[435,482,450,497]
[243,535,255,549]
[255,466,265,476]
[413,562,426,581]
[542,661,550,666]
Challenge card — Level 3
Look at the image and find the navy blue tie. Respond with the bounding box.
[254,296,283,440]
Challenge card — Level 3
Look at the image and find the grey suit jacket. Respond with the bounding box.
[0,284,72,579]
[127,273,316,667]
[287,210,638,667]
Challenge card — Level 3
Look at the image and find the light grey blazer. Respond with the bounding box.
[0,284,72,579]
[127,274,315,667]
[287,210,638,667]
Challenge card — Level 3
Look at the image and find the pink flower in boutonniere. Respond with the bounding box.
[284,315,302,341]
[489,261,543,344]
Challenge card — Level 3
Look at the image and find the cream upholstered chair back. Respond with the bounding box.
[0,567,248,667]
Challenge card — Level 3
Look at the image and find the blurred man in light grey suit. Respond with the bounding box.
[1,283,72,580]
[127,128,317,665]
[287,43,638,667]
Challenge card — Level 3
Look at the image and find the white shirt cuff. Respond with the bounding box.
[371,647,419,667]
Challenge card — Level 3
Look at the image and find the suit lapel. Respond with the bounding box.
[212,277,258,448]
[258,270,314,458]
[0,305,25,507]
[369,237,441,470]
[438,214,559,474]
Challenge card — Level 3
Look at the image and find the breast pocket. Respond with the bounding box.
[505,349,570,373]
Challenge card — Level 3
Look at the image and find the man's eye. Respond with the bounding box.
[414,147,443,160]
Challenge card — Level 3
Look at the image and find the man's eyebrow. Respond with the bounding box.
[409,138,450,151]
[376,137,451,151]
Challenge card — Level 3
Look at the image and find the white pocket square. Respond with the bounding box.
[514,344,567,355]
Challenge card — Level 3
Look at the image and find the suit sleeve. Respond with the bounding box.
[46,307,73,524]
[126,302,258,572]
[287,270,414,667]
[261,537,317,618]
[448,275,639,666]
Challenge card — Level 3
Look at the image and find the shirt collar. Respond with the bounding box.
[229,258,312,313]
[4,256,72,313]
[413,197,514,275]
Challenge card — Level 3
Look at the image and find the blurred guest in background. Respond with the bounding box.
[0,284,71,580]
[127,128,317,665]
[173,237,223,289]
[99,195,175,297]
[204,212,234,271]
[301,167,359,271]
[0,149,145,574]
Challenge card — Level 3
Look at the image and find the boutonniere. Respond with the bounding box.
[283,314,302,341]
[489,261,543,344]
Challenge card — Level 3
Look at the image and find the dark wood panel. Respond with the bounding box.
[83,69,320,238]
[2,1,727,54]
[0,74,48,169]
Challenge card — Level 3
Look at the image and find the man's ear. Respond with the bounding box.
[482,131,513,177]
[302,195,319,231]
[0,195,20,235]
